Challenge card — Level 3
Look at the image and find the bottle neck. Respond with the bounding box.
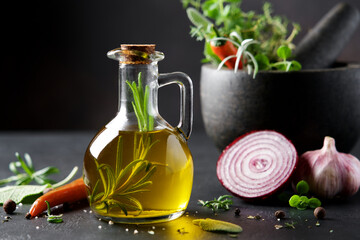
[117,62,159,130]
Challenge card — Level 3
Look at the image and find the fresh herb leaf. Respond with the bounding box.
[187,7,216,40]
[297,196,309,210]
[255,54,270,70]
[193,218,242,233]
[0,153,59,187]
[277,45,292,60]
[0,185,48,204]
[270,45,301,72]
[296,180,310,195]
[198,195,233,213]
[45,200,63,223]
[289,60,302,71]
[288,194,300,208]
[308,197,322,209]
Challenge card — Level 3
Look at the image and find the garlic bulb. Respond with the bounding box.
[294,136,360,199]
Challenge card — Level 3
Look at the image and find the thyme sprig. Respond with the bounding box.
[198,195,233,213]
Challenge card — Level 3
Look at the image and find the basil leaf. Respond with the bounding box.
[288,194,300,207]
[289,61,302,71]
[255,54,270,70]
[277,45,292,60]
[308,197,322,209]
[296,180,309,195]
[0,185,48,204]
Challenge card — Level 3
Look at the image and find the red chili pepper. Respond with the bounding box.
[210,41,243,70]
[27,178,87,218]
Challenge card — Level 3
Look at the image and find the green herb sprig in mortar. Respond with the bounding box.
[182,0,301,76]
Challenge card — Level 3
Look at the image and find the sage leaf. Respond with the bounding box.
[186,7,213,30]
[0,185,48,204]
[193,218,242,233]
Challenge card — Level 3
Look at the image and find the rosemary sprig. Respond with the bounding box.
[0,153,59,186]
[90,136,157,215]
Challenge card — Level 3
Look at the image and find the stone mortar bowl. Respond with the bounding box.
[200,63,360,154]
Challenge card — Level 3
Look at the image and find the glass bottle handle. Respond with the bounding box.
[158,72,193,140]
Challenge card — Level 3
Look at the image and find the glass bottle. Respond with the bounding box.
[83,44,194,224]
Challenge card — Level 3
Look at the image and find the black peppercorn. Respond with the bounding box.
[314,207,326,219]
[234,208,241,216]
[275,210,286,219]
[3,199,16,214]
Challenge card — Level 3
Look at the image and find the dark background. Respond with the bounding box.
[2,0,360,132]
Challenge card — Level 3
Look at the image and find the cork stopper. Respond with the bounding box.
[120,44,156,64]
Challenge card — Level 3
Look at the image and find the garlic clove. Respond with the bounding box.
[294,136,360,199]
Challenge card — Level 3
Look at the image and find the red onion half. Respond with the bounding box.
[217,130,298,199]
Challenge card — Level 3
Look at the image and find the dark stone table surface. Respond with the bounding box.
[0,130,359,240]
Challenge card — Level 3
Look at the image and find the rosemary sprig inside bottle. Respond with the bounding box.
[89,72,160,216]
[126,72,154,132]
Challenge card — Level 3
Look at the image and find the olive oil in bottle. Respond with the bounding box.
[83,128,193,222]
[83,44,194,224]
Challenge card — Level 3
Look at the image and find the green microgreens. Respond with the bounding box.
[0,153,60,186]
[289,180,321,210]
[45,200,63,223]
[198,195,233,213]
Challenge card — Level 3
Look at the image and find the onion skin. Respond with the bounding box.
[293,136,360,199]
[217,130,298,200]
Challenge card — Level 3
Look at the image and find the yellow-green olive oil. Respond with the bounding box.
[83,128,193,223]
